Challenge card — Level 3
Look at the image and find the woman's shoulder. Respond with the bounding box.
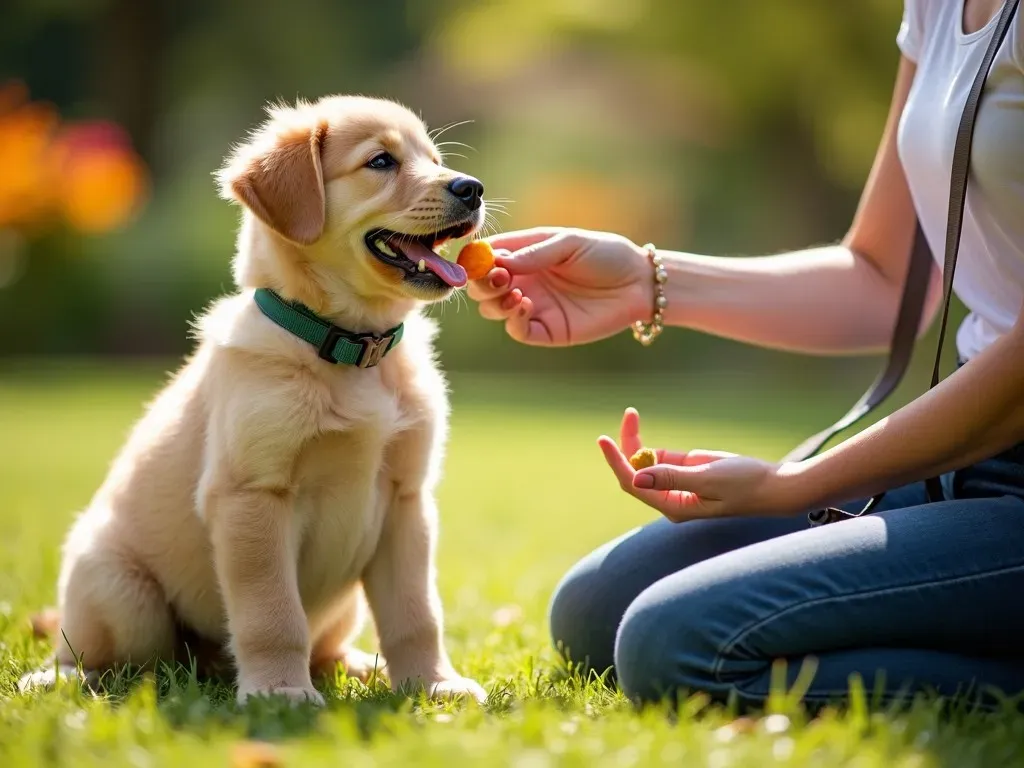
[898,0,959,63]
[902,0,958,23]
[901,0,1024,70]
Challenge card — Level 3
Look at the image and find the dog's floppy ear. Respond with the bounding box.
[219,121,328,245]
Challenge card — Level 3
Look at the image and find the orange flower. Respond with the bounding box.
[0,81,149,235]
[52,122,148,233]
[0,83,59,230]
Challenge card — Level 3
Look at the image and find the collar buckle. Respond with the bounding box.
[357,334,393,368]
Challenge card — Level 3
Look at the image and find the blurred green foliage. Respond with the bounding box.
[1,0,937,380]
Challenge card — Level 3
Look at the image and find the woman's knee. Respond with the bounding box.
[547,524,671,674]
[548,553,621,675]
[549,517,799,678]
[614,595,680,703]
[613,576,731,705]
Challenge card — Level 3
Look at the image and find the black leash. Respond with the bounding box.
[789,0,1021,526]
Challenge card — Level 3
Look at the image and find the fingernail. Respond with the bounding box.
[491,272,508,288]
[634,473,654,489]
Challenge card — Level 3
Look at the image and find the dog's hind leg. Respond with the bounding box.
[310,587,386,684]
[19,543,175,693]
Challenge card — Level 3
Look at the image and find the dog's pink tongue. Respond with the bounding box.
[402,240,467,288]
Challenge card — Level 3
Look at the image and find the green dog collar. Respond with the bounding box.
[253,288,403,368]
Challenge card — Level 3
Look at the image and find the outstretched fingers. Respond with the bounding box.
[597,436,706,522]
[619,408,643,458]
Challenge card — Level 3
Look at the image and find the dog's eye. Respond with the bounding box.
[367,152,397,170]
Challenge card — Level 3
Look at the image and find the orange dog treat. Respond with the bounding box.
[457,240,496,281]
[629,447,657,470]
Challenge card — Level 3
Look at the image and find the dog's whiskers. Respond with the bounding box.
[481,217,501,240]
[430,207,446,249]
[369,208,414,235]
[428,120,474,142]
[435,140,475,153]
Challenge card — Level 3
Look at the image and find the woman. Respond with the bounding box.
[469,0,1024,709]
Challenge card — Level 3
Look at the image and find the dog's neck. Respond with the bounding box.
[233,218,418,335]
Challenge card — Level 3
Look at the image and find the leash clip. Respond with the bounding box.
[807,507,849,527]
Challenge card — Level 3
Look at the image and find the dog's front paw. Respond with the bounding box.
[237,685,326,707]
[427,677,487,704]
[18,664,99,694]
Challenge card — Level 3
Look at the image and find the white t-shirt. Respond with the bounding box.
[897,0,1024,360]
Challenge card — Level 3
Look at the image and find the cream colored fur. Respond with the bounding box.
[19,95,487,705]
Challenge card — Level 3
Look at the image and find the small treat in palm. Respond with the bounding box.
[629,447,657,470]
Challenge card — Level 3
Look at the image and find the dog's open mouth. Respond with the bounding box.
[365,221,476,289]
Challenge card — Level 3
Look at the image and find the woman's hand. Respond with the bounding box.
[598,409,809,522]
[467,228,652,346]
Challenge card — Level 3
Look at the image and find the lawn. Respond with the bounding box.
[1,360,1022,767]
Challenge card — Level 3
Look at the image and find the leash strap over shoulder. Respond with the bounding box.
[797,0,1020,525]
[781,223,933,465]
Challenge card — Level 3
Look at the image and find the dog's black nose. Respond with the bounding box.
[447,175,484,211]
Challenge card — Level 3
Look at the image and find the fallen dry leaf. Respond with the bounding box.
[231,741,283,768]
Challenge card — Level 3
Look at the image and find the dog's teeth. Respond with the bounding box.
[417,259,426,272]
[377,239,397,258]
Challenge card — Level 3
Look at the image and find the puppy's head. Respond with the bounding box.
[217,95,485,305]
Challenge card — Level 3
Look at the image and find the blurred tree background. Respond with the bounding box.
[1,0,950,387]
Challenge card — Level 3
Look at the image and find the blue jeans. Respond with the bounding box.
[548,441,1024,709]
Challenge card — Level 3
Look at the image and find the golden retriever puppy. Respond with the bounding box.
[19,95,487,705]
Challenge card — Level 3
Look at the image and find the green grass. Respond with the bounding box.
[1,360,1022,767]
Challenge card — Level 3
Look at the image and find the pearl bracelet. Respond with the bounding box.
[631,243,667,346]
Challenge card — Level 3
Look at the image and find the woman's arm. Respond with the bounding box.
[655,56,941,355]
[478,56,942,354]
[605,313,1024,521]
[781,316,1024,511]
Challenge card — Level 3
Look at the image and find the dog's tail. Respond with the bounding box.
[30,607,60,639]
